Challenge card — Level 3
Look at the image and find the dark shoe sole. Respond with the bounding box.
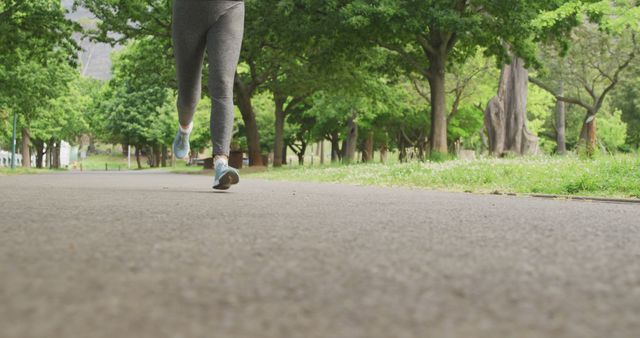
[213,171,240,190]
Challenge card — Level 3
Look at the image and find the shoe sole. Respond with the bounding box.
[213,171,240,190]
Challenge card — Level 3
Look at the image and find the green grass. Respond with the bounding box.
[78,154,191,171]
[78,154,131,171]
[245,154,640,199]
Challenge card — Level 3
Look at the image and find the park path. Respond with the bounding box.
[1,171,639,338]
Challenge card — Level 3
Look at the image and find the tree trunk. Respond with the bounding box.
[380,144,388,164]
[330,132,340,163]
[320,141,325,165]
[556,81,567,155]
[161,145,168,167]
[427,51,448,155]
[46,139,53,168]
[398,131,406,163]
[343,112,358,163]
[297,153,304,165]
[484,56,538,156]
[282,143,287,165]
[579,113,597,155]
[34,140,45,169]
[88,138,96,154]
[362,131,374,162]
[21,127,31,168]
[587,117,597,153]
[417,138,426,161]
[135,145,142,169]
[273,95,286,167]
[51,140,60,169]
[234,74,263,167]
[123,143,129,157]
[153,144,161,168]
[53,141,61,169]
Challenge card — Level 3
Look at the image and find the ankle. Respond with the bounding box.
[179,122,193,134]
[214,154,228,165]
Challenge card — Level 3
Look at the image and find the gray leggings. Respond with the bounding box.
[172,0,244,156]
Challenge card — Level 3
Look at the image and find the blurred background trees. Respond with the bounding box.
[1,0,640,168]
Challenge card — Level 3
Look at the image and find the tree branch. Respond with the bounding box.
[416,34,436,55]
[377,41,429,78]
[529,76,594,111]
[407,73,430,102]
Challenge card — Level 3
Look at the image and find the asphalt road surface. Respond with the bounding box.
[1,171,639,338]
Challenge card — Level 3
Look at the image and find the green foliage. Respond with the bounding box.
[526,85,556,154]
[597,110,628,152]
[97,40,175,148]
[18,0,637,165]
[189,98,213,154]
[73,0,171,45]
[612,63,640,147]
[447,105,483,144]
[30,73,93,145]
[257,110,276,154]
[0,0,79,64]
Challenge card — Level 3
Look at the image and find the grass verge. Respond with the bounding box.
[244,154,640,199]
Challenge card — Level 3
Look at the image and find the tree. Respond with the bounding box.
[0,0,79,167]
[0,58,77,167]
[333,0,581,155]
[0,1,78,61]
[97,41,174,169]
[30,74,92,168]
[529,0,640,155]
[530,23,638,155]
[485,57,539,156]
[612,64,640,148]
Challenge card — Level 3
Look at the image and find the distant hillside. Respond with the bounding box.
[62,0,121,80]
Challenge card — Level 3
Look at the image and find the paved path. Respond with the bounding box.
[1,172,639,338]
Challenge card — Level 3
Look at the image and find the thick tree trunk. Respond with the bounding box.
[362,131,374,162]
[273,95,286,167]
[579,113,597,155]
[153,144,161,168]
[297,153,304,165]
[88,139,96,154]
[427,52,448,155]
[282,143,287,165]
[234,75,263,167]
[342,112,358,163]
[34,140,45,169]
[135,146,142,169]
[484,56,538,156]
[21,127,30,168]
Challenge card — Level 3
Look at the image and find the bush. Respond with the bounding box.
[598,110,628,152]
[618,144,632,153]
